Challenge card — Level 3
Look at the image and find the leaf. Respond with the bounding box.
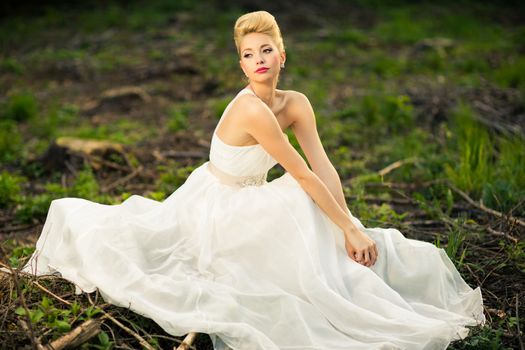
[30,309,44,324]
[98,331,110,346]
[15,307,26,316]
[54,320,71,332]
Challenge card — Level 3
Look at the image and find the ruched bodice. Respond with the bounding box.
[209,88,285,177]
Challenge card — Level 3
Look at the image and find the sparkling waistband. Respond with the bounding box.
[207,162,267,188]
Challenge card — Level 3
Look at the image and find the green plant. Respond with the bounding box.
[156,163,197,193]
[8,245,35,268]
[445,102,492,197]
[167,106,189,132]
[0,120,23,162]
[0,171,23,208]
[30,103,78,139]
[71,166,100,200]
[448,325,512,349]
[1,92,38,122]
[443,217,468,266]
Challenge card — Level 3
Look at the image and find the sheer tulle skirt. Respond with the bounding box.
[23,161,485,350]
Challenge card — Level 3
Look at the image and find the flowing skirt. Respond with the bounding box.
[23,161,486,349]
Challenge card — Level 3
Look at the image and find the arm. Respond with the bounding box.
[240,95,351,233]
[288,92,347,212]
[239,95,377,266]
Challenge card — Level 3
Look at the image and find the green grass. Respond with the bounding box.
[1,1,523,348]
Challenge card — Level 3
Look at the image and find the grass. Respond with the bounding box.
[0,0,523,348]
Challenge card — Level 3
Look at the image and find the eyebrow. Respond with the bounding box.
[242,44,271,53]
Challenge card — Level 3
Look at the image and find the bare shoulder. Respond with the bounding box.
[280,89,308,105]
[280,89,313,123]
[231,93,268,115]
[220,93,268,128]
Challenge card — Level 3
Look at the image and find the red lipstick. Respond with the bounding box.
[255,67,269,73]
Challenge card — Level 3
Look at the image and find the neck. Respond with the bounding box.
[246,81,277,108]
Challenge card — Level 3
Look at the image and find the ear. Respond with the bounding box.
[280,51,286,65]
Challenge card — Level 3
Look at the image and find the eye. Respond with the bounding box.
[243,53,252,58]
[264,48,273,53]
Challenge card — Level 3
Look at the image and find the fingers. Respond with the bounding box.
[346,237,379,268]
[354,250,364,263]
[361,243,379,267]
[363,250,370,265]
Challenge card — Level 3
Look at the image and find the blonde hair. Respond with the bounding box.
[233,11,285,57]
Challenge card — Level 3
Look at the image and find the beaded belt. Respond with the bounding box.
[207,161,267,188]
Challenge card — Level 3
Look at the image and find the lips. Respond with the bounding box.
[255,67,269,73]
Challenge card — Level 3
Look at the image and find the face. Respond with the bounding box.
[239,32,285,83]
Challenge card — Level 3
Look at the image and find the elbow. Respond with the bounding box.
[295,169,315,186]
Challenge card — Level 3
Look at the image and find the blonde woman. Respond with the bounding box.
[24,10,486,350]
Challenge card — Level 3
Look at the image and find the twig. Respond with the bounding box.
[0,245,41,350]
[46,318,103,350]
[100,310,155,350]
[446,181,525,228]
[18,318,45,350]
[86,293,154,350]
[175,332,198,350]
[517,293,524,350]
[101,165,143,192]
[346,195,413,205]
[486,226,518,243]
[32,280,71,306]
[378,157,419,177]
[158,150,208,160]
[0,223,34,233]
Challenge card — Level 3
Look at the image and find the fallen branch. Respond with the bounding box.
[103,311,155,350]
[356,179,446,190]
[378,157,419,177]
[98,308,155,350]
[486,226,519,244]
[158,150,208,160]
[516,293,524,350]
[101,165,143,192]
[18,318,45,350]
[0,244,41,350]
[446,182,525,228]
[175,332,198,350]
[32,281,71,306]
[46,318,103,350]
[346,195,413,205]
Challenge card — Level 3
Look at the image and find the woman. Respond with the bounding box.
[24,10,485,350]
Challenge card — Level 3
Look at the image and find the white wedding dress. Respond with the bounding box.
[23,87,486,349]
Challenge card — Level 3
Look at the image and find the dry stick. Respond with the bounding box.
[446,182,525,228]
[31,281,71,306]
[175,332,198,350]
[88,290,196,350]
[463,263,482,287]
[101,165,143,192]
[46,318,104,350]
[364,179,444,190]
[160,150,208,159]
[0,245,41,350]
[98,309,155,350]
[18,318,45,350]
[87,293,154,350]
[517,293,524,350]
[486,226,519,244]
[378,157,419,177]
[481,256,512,288]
